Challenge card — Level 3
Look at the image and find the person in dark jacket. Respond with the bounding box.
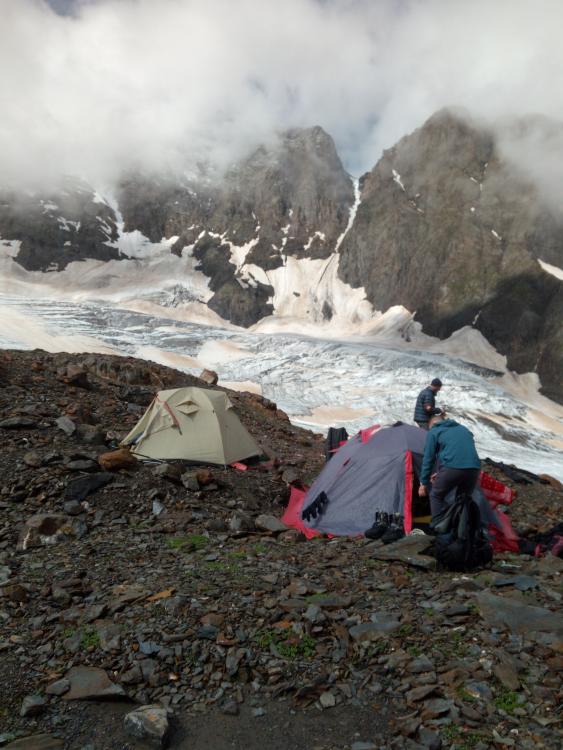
[413,378,443,429]
[418,415,481,519]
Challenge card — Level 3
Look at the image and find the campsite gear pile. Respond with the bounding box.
[283,422,519,570]
[121,387,261,465]
[432,490,494,571]
[518,522,563,557]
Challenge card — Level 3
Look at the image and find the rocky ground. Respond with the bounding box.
[0,349,561,750]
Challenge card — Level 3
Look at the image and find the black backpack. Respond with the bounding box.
[432,491,493,571]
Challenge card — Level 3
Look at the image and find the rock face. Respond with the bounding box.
[1,127,353,329]
[117,127,354,326]
[338,109,563,401]
[1,114,562,399]
[0,178,120,271]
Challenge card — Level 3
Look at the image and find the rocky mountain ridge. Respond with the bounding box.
[0,112,562,400]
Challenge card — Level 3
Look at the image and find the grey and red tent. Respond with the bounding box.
[282,422,518,552]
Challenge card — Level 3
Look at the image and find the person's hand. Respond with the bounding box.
[418,485,428,497]
[430,472,438,483]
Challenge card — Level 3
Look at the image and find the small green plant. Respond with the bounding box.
[204,560,251,582]
[398,623,414,638]
[62,627,76,639]
[456,687,477,703]
[80,625,100,650]
[252,543,267,555]
[255,629,316,659]
[407,644,422,657]
[305,592,329,603]
[166,534,209,551]
[370,639,389,656]
[494,688,519,714]
[227,550,247,559]
[441,723,483,749]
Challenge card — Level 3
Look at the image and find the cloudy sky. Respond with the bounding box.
[1,0,562,190]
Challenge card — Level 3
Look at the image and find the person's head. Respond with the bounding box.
[430,377,442,393]
[429,414,444,429]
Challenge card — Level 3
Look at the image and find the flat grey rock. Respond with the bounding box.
[372,535,435,570]
[63,666,126,700]
[476,592,563,635]
[4,736,63,750]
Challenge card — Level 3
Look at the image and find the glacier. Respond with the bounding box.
[0,291,561,482]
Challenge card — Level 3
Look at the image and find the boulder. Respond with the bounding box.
[181,471,200,491]
[23,451,42,468]
[64,403,96,424]
[98,448,138,472]
[153,463,183,483]
[64,472,113,502]
[124,705,170,748]
[199,369,218,386]
[57,364,89,389]
[20,695,46,717]
[196,468,214,486]
[76,423,105,445]
[17,513,87,551]
[46,679,70,696]
[55,416,76,436]
[229,511,255,533]
[254,514,288,533]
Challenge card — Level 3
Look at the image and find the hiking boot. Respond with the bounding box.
[381,524,405,544]
[364,522,388,540]
[364,511,390,540]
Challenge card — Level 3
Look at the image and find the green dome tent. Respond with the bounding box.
[121,387,261,465]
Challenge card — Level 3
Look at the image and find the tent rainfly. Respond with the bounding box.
[121,387,261,465]
[282,422,519,552]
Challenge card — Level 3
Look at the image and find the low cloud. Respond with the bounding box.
[1,0,563,199]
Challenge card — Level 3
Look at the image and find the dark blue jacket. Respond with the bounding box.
[420,419,481,486]
[414,386,441,423]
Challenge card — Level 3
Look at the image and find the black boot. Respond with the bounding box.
[381,516,405,544]
[365,511,389,540]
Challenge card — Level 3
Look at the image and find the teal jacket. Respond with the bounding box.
[420,419,480,486]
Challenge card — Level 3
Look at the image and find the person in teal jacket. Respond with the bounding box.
[418,415,481,520]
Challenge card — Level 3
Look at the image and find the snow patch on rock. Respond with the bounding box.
[538,258,563,281]
[392,169,406,191]
[0,238,22,258]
